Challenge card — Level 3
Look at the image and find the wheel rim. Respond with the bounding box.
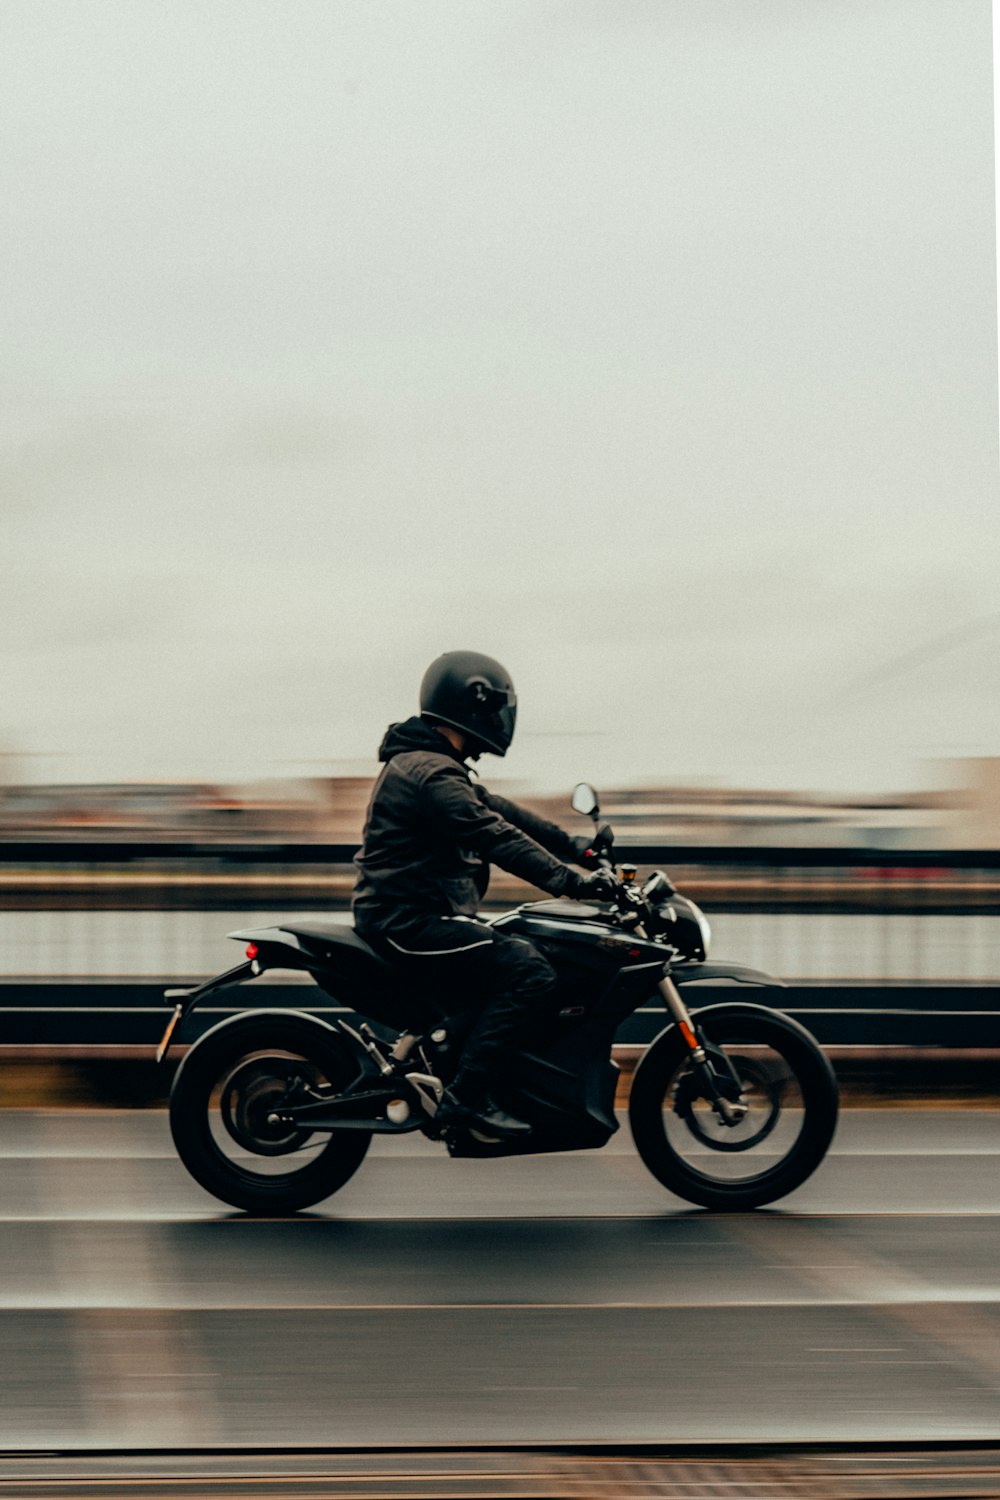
[207,1048,335,1183]
[661,1027,807,1188]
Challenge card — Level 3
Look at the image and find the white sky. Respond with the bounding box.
[3,0,998,796]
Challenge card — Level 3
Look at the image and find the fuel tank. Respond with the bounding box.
[490,901,666,1017]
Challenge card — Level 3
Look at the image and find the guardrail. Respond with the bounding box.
[0,978,998,1052]
[0,841,998,983]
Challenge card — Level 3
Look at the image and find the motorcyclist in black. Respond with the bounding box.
[353,651,615,1138]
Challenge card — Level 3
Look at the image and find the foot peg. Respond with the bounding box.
[436,1089,531,1139]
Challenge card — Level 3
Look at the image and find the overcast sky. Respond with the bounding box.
[3,0,998,795]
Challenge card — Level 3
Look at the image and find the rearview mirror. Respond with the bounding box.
[571,782,599,819]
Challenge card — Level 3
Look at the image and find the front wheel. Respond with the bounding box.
[629,1002,838,1211]
[169,1011,371,1214]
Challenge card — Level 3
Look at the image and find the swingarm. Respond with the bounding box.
[264,1080,426,1133]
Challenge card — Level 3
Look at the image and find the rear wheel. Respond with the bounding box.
[169,1012,371,1214]
[629,1002,838,1210]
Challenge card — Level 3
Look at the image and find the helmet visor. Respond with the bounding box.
[471,683,517,753]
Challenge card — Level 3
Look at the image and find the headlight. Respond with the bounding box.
[688,899,712,956]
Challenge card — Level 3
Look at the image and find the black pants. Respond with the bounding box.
[366,915,558,1080]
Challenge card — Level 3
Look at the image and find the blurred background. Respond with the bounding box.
[2,756,1000,990]
[2,0,997,798]
[1,1,1000,1477]
[1,0,997,991]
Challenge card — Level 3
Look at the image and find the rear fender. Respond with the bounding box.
[157,959,257,1062]
[226,927,313,965]
[170,1006,342,1070]
[158,931,315,1063]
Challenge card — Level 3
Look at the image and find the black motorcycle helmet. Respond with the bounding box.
[419,651,517,757]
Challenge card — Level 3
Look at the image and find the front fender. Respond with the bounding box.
[671,961,786,990]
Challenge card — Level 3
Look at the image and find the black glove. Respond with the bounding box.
[568,869,619,902]
[571,824,614,868]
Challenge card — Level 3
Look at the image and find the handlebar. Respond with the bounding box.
[591,858,678,936]
[591,863,651,926]
[576,794,676,936]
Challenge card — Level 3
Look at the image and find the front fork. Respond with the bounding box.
[657,975,749,1126]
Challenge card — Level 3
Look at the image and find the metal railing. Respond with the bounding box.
[0,841,997,983]
[0,842,997,1054]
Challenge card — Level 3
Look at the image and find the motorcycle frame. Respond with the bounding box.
[157,921,782,1155]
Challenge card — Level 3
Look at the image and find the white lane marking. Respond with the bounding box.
[0,1296,998,1312]
[5,1208,1000,1223]
[828,1148,1000,1156]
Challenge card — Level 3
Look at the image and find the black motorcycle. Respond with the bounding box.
[159,784,838,1214]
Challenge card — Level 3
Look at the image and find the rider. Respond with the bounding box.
[352,650,615,1139]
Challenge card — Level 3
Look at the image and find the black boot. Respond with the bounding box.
[436,1072,531,1138]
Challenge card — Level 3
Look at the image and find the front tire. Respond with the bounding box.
[169,1011,371,1214]
[629,1002,838,1211]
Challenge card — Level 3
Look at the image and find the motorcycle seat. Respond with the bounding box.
[276,920,393,970]
[273,920,445,1032]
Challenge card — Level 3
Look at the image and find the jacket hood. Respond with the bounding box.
[378,715,466,764]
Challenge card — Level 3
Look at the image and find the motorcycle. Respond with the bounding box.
[158,783,838,1214]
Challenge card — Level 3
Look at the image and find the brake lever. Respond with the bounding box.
[594,858,650,926]
[614,881,650,929]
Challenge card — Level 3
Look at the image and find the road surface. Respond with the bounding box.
[0,1109,998,1451]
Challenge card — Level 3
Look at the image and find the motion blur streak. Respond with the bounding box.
[3,1447,1000,1499]
[0,1111,997,1450]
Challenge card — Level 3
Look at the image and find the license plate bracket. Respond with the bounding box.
[156,1004,183,1063]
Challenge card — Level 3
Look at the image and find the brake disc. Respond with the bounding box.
[673,1054,782,1154]
[219,1056,318,1157]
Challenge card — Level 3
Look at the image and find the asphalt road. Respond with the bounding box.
[0,1109,999,1452]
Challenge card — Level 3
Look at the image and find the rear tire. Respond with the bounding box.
[169,1012,371,1214]
[629,1001,838,1211]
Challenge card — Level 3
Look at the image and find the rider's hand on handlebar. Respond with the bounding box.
[571,825,614,868]
[569,869,620,902]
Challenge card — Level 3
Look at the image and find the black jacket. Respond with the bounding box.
[352,716,584,934]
